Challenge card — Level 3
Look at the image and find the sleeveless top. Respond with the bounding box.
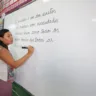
[0,44,14,82]
[0,60,14,82]
[0,60,8,81]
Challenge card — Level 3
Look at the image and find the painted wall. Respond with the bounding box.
[4,0,96,96]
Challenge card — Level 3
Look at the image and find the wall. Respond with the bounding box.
[4,0,96,96]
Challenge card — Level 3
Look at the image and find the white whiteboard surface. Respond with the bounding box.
[4,0,96,96]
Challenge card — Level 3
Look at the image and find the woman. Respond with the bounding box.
[0,29,34,82]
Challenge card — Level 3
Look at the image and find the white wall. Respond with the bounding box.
[4,0,96,96]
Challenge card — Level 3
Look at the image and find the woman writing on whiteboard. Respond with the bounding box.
[0,29,34,82]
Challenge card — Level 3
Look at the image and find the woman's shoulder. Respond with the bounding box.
[0,45,4,52]
[0,46,8,54]
[0,45,3,49]
[0,45,8,49]
[0,45,5,50]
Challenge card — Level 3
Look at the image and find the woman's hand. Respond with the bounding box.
[27,45,34,55]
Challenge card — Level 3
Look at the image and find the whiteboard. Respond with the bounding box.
[4,0,96,96]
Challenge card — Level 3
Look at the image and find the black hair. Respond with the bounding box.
[0,29,9,49]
